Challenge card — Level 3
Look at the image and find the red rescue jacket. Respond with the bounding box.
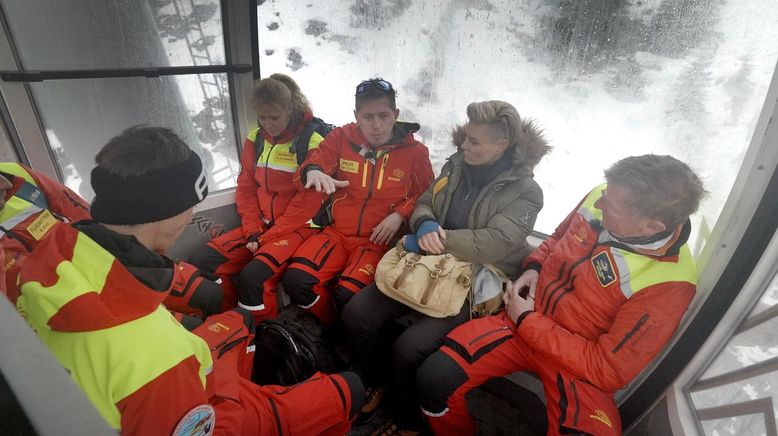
[296,122,434,237]
[0,162,90,301]
[516,185,698,392]
[235,113,328,241]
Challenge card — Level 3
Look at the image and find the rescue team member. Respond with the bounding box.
[0,162,222,328]
[282,78,434,324]
[416,155,706,436]
[17,126,363,435]
[0,162,90,302]
[190,73,330,317]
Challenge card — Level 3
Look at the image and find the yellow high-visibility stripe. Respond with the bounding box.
[377,155,388,190]
[0,162,36,185]
[362,160,368,187]
[246,127,260,143]
[610,245,698,299]
[432,176,449,204]
[17,233,212,429]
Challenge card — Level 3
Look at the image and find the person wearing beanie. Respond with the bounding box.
[16,126,364,435]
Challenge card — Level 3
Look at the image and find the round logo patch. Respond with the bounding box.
[173,404,215,436]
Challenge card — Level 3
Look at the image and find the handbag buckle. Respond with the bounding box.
[430,267,442,278]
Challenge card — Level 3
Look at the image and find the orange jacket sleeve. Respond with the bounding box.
[116,355,212,435]
[259,190,326,244]
[25,165,91,222]
[392,144,434,219]
[516,282,695,392]
[294,128,345,191]
[235,137,266,238]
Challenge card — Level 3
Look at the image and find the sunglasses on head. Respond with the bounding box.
[355,79,394,95]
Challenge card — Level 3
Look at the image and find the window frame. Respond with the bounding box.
[0,0,261,211]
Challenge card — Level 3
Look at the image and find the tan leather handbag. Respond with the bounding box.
[375,246,473,318]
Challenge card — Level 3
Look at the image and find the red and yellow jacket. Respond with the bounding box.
[236,113,328,241]
[296,122,434,237]
[516,184,698,392]
[16,223,258,434]
[0,162,90,301]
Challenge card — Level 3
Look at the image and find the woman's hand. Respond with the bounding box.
[418,226,447,254]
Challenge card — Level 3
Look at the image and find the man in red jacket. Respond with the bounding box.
[282,78,434,324]
[17,126,363,435]
[416,155,706,436]
[0,162,91,302]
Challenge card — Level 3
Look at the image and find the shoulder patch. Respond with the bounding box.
[591,251,617,287]
[173,404,215,436]
[519,209,534,226]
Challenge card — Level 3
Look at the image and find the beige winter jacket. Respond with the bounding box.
[409,120,550,278]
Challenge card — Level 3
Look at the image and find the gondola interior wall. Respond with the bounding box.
[0,1,776,435]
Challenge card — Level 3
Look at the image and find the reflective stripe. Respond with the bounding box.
[0,202,43,234]
[238,301,266,311]
[263,163,296,173]
[308,131,324,151]
[609,245,698,299]
[422,407,449,417]
[246,127,260,143]
[0,162,36,185]
[0,163,49,235]
[299,294,320,309]
[576,183,606,222]
[257,138,299,173]
[376,154,388,190]
[431,176,449,204]
[361,160,368,187]
[17,232,213,428]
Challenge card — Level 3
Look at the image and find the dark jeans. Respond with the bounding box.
[342,283,470,429]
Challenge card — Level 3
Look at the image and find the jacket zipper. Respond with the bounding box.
[542,240,599,315]
[467,326,509,346]
[355,158,377,237]
[549,276,577,315]
[570,380,580,426]
[612,313,650,353]
[540,261,568,309]
[313,240,330,260]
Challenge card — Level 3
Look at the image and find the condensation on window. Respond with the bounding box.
[257,0,778,250]
[0,0,226,69]
[0,0,239,199]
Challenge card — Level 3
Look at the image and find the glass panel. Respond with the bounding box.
[692,371,777,416]
[0,119,18,162]
[700,315,778,378]
[690,268,778,434]
[29,74,240,200]
[1,0,225,70]
[749,274,778,317]
[257,0,778,247]
[701,415,767,436]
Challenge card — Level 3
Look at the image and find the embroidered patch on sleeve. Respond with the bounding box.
[173,404,215,436]
[591,251,617,287]
[519,209,535,226]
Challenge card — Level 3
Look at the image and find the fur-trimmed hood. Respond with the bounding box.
[451,118,551,169]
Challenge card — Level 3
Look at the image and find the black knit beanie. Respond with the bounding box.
[90,152,208,225]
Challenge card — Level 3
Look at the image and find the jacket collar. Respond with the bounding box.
[258,111,314,145]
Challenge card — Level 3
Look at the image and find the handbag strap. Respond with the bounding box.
[420,257,449,305]
[393,253,421,290]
